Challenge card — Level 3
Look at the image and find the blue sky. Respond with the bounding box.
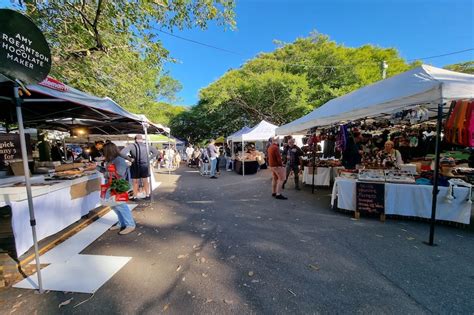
[159,0,474,106]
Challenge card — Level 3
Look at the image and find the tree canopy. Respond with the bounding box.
[444,61,474,74]
[14,0,235,125]
[170,32,420,142]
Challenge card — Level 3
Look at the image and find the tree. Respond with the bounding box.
[444,61,474,74]
[12,0,235,123]
[171,32,418,142]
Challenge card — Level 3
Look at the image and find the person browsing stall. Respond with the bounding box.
[268,137,287,200]
[342,131,363,169]
[207,139,219,179]
[102,142,136,235]
[282,138,304,190]
[121,135,158,200]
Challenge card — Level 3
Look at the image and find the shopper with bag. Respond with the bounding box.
[103,142,136,235]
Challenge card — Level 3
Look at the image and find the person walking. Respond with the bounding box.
[173,147,181,168]
[267,137,287,200]
[282,138,304,190]
[102,142,136,235]
[121,134,158,200]
[186,144,194,166]
[207,139,218,179]
[224,143,232,171]
[200,146,210,176]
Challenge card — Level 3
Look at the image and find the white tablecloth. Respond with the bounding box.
[0,173,102,257]
[302,167,335,186]
[331,177,472,224]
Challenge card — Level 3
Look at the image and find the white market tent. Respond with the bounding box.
[227,120,278,176]
[276,65,474,135]
[226,126,251,142]
[275,64,474,246]
[231,120,278,142]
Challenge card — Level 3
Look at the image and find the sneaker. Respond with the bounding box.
[272,193,276,197]
[210,176,218,179]
[143,195,151,200]
[109,225,121,231]
[275,194,288,200]
[227,169,232,172]
[119,226,135,235]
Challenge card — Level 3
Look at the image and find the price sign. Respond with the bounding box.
[356,182,385,214]
[0,134,32,165]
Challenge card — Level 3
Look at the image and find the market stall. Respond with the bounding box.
[0,76,152,259]
[276,65,474,233]
[331,174,471,224]
[227,120,277,175]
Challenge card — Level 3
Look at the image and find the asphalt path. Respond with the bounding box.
[1,166,473,314]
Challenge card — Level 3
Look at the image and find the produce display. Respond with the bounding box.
[110,178,131,193]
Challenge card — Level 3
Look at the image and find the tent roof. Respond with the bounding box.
[0,76,160,134]
[276,65,474,135]
[66,133,177,144]
[227,126,251,141]
[231,120,278,142]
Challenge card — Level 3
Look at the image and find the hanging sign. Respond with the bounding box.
[0,134,32,165]
[356,182,385,214]
[0,9,51,84]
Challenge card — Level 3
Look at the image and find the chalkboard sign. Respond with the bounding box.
[0,134,32,165]
[356,182,385,214]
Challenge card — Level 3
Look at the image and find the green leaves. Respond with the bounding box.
[16,0,235,125]
[170,31,417,142]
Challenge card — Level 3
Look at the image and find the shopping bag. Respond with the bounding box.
[100,163,130,206]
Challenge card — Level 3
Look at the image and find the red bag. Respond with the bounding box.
[100,163,129,202]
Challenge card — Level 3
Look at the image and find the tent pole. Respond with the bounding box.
[311,148,316,194]
[63,139,67,161]
[143,123,153,203]
[242,139,245,176]
[14,85,44,293]
[168,132,171,175]
[427,102,444,246]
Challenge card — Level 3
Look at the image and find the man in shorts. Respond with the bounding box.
[121,135,158,200]
[267,137,287,200]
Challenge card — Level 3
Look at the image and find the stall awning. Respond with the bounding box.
[231,120,278,142]
[227,126,251,142]
[0,76,160,134]
[276,65,474,135]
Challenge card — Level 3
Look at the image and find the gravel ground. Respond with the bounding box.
[1,166,473,314]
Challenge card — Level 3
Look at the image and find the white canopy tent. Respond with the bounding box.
[226,126,251,142]
[276,65,474,135]
[231,120,278,142]
[228,120,278,176]
[276,64,474,246]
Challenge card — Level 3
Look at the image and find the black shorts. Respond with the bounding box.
[130,164,150,179]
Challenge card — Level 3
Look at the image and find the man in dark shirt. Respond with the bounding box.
[282,138,304,190]
[89,141,104,161]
